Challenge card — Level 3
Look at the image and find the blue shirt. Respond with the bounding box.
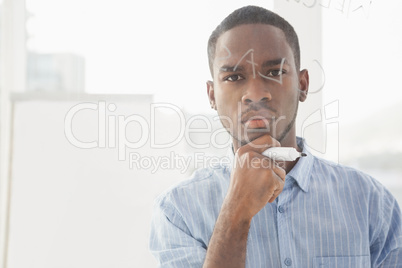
[149,138,402,267]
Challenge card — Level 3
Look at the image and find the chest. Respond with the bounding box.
[245,184,372,268]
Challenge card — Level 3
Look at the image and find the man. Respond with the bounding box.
[149,5,402,268]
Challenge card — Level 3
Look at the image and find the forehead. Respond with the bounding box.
[214,24,294,68]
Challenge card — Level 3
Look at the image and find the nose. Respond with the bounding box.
[241,78,272,104]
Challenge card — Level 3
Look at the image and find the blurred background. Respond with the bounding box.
[0,0,401,267]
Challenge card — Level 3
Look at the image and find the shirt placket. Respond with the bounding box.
[276,179,294,268]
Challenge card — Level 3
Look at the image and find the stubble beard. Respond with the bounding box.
[220,101,299,148]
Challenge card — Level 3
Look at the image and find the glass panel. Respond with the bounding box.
[11,1,277,268]
[25,0,274,113]
[322,1,402,203]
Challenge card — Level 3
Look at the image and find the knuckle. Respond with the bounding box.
[265,168,275,178]
[274,178,284,190]
[260,158,272,168]
[278,167,286,178]
[273,139,281,147]
[265,136,280,147]
[241,151,257,161]
[278,179,284,189]
[235,146,245,156]
[271,136,281,147]
[245,150,255,157]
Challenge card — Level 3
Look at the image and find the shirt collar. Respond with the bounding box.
[286,137,314,193]
[224,137,314,192]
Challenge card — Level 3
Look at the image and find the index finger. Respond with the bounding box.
[237,134,281,155]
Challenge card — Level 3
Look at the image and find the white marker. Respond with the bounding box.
[262,147,307,161]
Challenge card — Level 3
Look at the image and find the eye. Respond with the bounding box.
[224,74,244,82]
[266,69,286,77]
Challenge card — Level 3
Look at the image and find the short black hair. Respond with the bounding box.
[207,5,301,76]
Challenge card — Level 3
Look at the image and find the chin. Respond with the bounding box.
[241,130,273,145]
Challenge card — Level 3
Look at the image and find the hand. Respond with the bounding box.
[225,134,286,221]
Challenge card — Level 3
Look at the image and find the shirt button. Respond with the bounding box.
[284,258,292,266]
[278,205,285,213]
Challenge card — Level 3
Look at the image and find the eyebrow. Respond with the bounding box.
[219,58,288,73]
[219,65,244,73]
[262,58,287,68]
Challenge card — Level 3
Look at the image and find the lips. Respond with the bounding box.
[241,111,275,129]
[244,118,269,129]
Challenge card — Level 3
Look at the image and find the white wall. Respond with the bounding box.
[2,1,402,267]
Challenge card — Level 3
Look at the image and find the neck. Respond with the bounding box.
[232,131,301,173]
[277,131,301,173]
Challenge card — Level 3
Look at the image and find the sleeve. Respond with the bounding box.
[370,187,402,267]
[149,197,207,268]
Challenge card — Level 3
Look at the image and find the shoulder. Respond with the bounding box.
[312,157,396,205]
[312,155,384,190]
[311,155,400,217]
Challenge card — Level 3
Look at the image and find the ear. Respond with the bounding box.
[206,80,217,110]
[298,69,309,102]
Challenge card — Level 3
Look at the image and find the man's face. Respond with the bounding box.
[207,24,308,149]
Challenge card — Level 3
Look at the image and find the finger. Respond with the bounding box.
[254,156,286,190]
[272,164,286,182]
[237,134,281,155]
[253,155,286,178]
[268,185,283,203]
